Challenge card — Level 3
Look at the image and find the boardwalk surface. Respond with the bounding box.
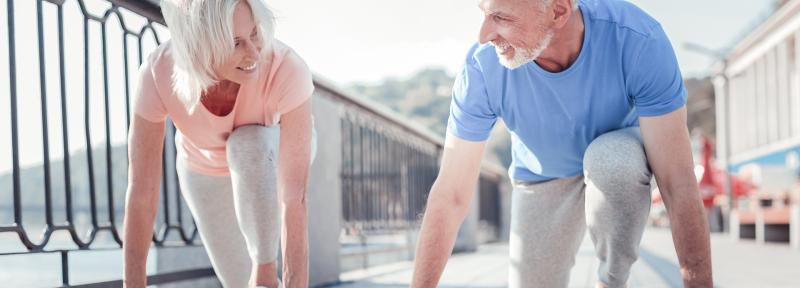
[330,228,800,288]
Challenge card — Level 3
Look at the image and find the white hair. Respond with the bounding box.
[540,0,580,11]
[160,0,275,112]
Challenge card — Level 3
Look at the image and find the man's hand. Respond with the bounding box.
[640,106,713,287]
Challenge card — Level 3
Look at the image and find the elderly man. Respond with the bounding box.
[410,0,713,287]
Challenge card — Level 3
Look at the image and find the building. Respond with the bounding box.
[714,0,800,247]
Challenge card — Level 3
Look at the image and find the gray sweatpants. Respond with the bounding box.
[176,124,316,288]
[509,127,654,288]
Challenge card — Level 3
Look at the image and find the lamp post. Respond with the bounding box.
[684,42,733,232]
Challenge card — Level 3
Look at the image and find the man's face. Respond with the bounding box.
[478,0,554,69]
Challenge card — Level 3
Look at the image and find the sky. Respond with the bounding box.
[0,0,778,172]
[267,0,776,84]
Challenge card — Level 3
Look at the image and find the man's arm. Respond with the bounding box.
[639,106,713,287]
[411,134,487,288]
[277,100,313,288]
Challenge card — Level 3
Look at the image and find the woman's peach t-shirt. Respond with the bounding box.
[133,40,314,176]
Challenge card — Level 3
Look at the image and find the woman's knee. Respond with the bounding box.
[226,125,280,170]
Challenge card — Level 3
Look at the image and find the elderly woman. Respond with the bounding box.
[122,1,315,287]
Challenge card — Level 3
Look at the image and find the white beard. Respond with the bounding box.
[495,31,554,70]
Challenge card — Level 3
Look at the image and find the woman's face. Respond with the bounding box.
[217,1,264,85]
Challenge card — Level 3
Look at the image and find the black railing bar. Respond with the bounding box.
[37,0,56,228]
[70,267,215,288]
[388,138,395,225]
[370,126,377,227]
[57,0,75,230]
[402,145,410,222]
[395,139,403,226]
[358,125,365,223]
[83,16,100,232]
[347,120,355,225]
[43,0,65,5]
[347,119,355,224]
[7,0,23,239]
[340,118,348,222]
[146,21,162,45]
[0,224,19,232]
[365,126,372,227]
[375,129,383,227]
[381,135,388,224]
[100,11,122,245]
[136,28,143,67]
[108,0,165,25]
[122,28,131,131]
[61,250,69,287]
[370,128,377,228]
[74,0,106,23]
[374,129,383,228]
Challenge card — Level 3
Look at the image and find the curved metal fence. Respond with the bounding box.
[0,0,207,286]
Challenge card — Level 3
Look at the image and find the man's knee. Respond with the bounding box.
[583,128,651,193]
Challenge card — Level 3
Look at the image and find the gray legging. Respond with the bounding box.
[176,124,316,288]
[509,127,654,288]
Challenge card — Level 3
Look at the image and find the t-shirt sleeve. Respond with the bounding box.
[627,24,687,117]
[446,55,497,142]
[132,53,168,122]
[274,51,314,115]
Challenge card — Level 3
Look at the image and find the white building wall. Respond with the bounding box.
[777,40,792,141]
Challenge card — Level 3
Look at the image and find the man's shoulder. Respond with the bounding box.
[584,0,662,38]
[463,42,513,79]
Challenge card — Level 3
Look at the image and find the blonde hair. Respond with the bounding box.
[160,0,275,112]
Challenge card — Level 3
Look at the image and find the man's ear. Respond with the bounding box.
[550,0,574,29]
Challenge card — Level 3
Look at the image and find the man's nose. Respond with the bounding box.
[478,18,496,44]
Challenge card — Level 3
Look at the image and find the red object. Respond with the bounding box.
[652,136,754,207]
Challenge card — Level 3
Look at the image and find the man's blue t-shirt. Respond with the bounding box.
[447,0,687,182]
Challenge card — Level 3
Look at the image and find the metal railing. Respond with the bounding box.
[1,0,211,286]
[328,81,505,236]
[340,113,440,233]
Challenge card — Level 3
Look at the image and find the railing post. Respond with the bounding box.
[61,251,70,287]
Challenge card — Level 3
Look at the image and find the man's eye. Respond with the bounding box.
[493,15,506,22]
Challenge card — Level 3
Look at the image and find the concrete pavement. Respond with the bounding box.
[327,227,800,287]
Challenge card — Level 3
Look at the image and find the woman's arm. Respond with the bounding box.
[122,115,166,288]
[277,99,313,288]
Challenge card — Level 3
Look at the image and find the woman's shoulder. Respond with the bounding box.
[266,39,312,91]
[264,39,314,113]
[145,41,175,75]
[271,40,310,76]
